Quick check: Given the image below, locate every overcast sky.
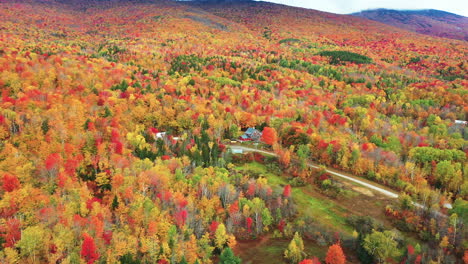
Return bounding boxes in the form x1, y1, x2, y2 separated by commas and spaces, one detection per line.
257, 0, 468, 17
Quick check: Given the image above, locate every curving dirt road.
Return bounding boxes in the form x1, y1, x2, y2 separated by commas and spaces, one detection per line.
229, 145, 398, 198
229, 145, 448, 218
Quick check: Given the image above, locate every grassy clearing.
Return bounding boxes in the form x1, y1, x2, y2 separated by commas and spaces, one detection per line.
235, 237, 327, 264
235, 161, 287, 185
293, 186, 353, 234
236, 162, 352, 234
341, 189, 360, 198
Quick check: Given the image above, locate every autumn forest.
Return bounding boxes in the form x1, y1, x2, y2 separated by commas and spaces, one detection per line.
0, 0, 467, 263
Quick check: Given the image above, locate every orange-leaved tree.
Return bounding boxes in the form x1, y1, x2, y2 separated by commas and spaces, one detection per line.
325, 243, 346, 264
261, 127, 277, 145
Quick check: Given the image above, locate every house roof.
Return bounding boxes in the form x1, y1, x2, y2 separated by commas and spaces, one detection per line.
245, 127, 256, 135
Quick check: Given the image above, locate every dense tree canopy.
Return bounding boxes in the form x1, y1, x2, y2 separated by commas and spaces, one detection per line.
0, 0, 466, 263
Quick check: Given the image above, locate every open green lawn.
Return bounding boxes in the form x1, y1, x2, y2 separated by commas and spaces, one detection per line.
292, 187, 353, 234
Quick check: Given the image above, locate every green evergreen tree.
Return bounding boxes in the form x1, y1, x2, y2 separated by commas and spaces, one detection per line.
119, 253, 141, 264
219, 247, 241, 264
111, 195, 119, 211
179, 256, 188, 264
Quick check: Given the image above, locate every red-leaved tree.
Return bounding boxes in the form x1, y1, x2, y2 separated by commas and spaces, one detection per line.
246, 217, 253, 233
45, 153, 61, 171
407, 244, 414, 256
283, 184, 291, 198
174, 209, 188, 228
1, 218, 21, 248
300, 258, 321, 264
210, 220, 219, 236
81, 233, 99, 264
2, 173, 20, 192
415, 255, 422, 264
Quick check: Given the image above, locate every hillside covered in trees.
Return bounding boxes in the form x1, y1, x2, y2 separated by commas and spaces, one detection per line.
0, 0, 467, 263
352, 9, 468, 41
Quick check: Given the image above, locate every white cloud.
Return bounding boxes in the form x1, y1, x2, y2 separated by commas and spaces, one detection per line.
257, 0, 468, 17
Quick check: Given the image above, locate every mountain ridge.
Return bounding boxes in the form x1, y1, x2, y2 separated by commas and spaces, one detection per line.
353, 8, 466, 18
352, 8, 468, 41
